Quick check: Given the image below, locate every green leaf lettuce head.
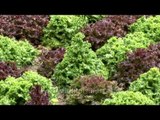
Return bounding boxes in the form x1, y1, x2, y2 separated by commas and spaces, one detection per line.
103, 91, 155, 105
0, 35, 39, 67
52, 32, 109, 89
129, 67, 160, 104
42, 15, 88, 48
0, 71, 58, 105
129, 15, 160, 42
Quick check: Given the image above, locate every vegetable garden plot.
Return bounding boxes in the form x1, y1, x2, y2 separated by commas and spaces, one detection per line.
0, 15, 159, 105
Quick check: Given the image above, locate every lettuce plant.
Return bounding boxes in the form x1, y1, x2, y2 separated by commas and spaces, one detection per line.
103, 91, 155, 105
52, 32, 108, 88
0, 62, 22, 80
37, 47, 66, 78
0, 15, 49, 45
0, 71, 58, 105
66, 75, 120, 105
129, 67, 160, 104
0, 35, 39, 67
42, 15, 88, 48
129, 15, 160, 41
25, 85, 51, 105
82, 15, 141, 50
112, 43, 160, 89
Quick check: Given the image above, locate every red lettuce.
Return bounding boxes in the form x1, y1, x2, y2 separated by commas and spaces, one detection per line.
37, 47, 66, 78
0, 15, 49, 46
0, 62, 22, 80
81, 15, 141, 50
112, 42, 160, 89
25, 85, 51, 105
